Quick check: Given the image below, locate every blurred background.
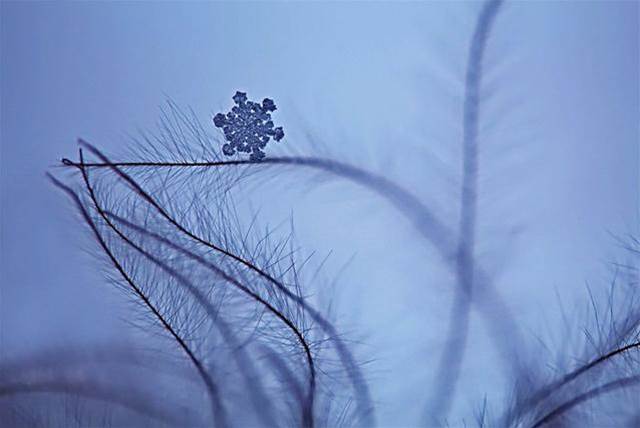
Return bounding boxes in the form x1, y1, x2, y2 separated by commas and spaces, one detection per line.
1, 1, 637, 425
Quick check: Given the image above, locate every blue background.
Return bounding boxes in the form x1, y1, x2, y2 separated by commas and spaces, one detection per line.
1, 1, 637, 424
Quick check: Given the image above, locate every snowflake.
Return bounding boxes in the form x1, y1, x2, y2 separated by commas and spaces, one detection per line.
213, 91, 285, 161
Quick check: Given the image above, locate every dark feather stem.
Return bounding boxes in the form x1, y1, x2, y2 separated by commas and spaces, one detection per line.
62, 143, 524, 379
104, 210, 316, 427
259, 344, 307, 425
557, 341, 640, 387
72, 152, 279, 427
513, 340, 640, 422
530, 375, 640, 428
46, 173, 229, 428
71, 141, 373, 425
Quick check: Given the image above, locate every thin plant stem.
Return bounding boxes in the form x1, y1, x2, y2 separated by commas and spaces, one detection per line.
531, 375, 640, 428
46, 174, 229, 428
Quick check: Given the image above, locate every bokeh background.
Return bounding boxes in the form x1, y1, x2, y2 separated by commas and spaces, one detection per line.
1, 1, 637, 425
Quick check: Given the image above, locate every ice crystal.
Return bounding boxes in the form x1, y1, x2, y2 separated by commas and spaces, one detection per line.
213, 91, 284, 161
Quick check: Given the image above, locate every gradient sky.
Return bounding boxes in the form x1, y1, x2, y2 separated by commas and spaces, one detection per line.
1, 1, 638, 425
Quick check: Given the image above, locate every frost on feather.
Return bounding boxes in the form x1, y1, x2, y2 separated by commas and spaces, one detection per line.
213, 91, 285, 161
